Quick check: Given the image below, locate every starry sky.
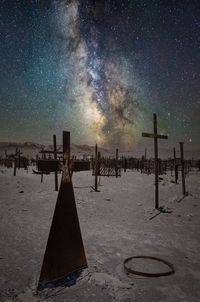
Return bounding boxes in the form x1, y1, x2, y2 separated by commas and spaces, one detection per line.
0, 0, 200, 149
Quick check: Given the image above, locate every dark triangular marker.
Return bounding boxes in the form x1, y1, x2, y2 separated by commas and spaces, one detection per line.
37, 131, 87, 290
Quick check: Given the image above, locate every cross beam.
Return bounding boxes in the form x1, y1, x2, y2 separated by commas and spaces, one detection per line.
39, 150, 63, 154
142, 113, 168, 209
179, 142, 187, 195
142, 133, 168, 139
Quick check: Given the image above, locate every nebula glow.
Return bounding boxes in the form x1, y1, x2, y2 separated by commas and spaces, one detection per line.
52, 0, 143, 147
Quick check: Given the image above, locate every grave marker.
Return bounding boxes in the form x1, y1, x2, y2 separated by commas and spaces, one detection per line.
173, 147, 178, 184
38, 131, 87, 290
179, 142, 187, 195
116, 149, 119, 178
38, 135, 63, 189
142, 113, 168, 209
94, 144, 99, 192
13, 148, 23, 176
144, 147, 147, 160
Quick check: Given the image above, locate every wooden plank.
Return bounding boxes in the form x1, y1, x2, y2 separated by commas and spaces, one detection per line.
157, 134, 168, 139
73, 161, 90, 172
142, 132, 154, 138
142, 132, 168, 139
37, 159, 60, 172
39, 150, 63, 154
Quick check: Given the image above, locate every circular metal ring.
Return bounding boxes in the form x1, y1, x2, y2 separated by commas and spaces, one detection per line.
124, 256, 175, 277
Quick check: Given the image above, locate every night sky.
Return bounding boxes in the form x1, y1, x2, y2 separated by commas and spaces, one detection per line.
1, 0, 200, 149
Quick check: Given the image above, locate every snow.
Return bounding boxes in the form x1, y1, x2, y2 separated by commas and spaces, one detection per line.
0, 166, 200, 301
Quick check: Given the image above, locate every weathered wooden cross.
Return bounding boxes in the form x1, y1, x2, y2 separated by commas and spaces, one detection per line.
142, 113, 168, 209
13, 148, 23, 176
173, 147, 178, 184
92, 144, 101, 192
179, 142, 187, 196
37, 131, 87, 290
38, 135, 63, 190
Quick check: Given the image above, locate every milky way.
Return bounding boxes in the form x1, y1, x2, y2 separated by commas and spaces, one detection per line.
52, 0, 143, 147
1, 0, 200, 148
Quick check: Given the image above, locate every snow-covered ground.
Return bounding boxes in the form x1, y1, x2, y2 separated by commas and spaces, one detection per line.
0, 166, 200, 301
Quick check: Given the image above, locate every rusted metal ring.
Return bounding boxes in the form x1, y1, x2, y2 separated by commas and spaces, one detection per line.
124, 256, 175, 277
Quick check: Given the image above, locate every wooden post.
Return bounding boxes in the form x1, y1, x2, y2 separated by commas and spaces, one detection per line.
142, 113, 168, 209
180, 142, 186, 195
41, 148, 45, 159
53, 134, 58, 191
144, 147, 147, 160
95, 144, 98, 192
63, 131, 70, 165
98, 151, 101, 183
124, 157, 127, 172
153, 113, 159, 209
174, 147, 178, 184
13, 158, 17, 176
18, 149, 21, 170
116, 148, 119, 178
13, 148, 18, 176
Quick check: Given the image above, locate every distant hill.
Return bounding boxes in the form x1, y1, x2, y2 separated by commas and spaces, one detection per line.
0, 142, 199, 159
0, 142, 112, 158
0, 142, 44, 158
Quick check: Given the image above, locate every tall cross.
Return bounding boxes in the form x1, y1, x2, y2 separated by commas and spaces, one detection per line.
179, 142, 187, 196
142, 113, 168, 209
13, 148, 23, 176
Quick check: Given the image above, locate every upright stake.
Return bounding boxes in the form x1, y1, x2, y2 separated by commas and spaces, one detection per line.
124, 157, 127, 173
144, 147, 147, 160
153, 114, 159, 209
174, 147, 178, 184
98, 151, 101, 183
13, 147, 18, 176
116, 148, 119, 178
14, 158, 17, 176
179, 142, 186, 195
63, 132, 70, 163
95, 144, 98, 192
18, 149, 21, 170
53, 134, 58, 191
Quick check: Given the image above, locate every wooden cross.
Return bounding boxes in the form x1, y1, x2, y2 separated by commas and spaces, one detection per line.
13, 148, 23, 176
38, 135, 63, 190
37, 137, 90, 189
116, 148, 119, 178
92, 144, 100, 192
142, 113, 168, 209
37, 131, 87, 290
179, 142, 187, 195
173, 147, 178, 184
94, 144, 98, 191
